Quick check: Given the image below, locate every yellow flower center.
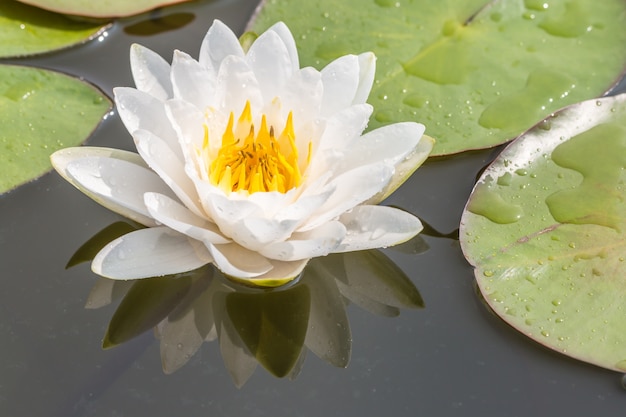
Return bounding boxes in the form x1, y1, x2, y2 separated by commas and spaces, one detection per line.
203, 101, 311, 194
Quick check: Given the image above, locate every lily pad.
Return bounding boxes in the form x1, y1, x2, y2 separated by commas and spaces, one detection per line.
249, 0, 626, 156
0, 0, 110, 58
460, 94, 626, 371
15, 0, 193, 18
0, 65, 111, 194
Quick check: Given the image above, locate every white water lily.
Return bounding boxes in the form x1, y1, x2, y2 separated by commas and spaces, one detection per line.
51, 20, 433, 286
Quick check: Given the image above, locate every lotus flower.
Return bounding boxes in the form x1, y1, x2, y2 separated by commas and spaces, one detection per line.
51, 20, 433, 286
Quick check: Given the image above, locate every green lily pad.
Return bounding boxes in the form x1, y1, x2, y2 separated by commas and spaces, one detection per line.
460, 94, 626, 371
0, 0, 110, 58
16, 0, 193, 18
0, 65, 111, 194
249, 0, 626, 156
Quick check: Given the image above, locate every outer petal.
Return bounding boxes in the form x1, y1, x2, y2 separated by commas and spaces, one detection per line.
300, 162, 393, 231
114, 87, 182, 160
353, 52, 376, 105
133, 129, 204, 216
335, 122, 425, 176
334, 205, 423, 252
320, 54, 360, 116
260, 221, 346, 261
207, 243, 273, 278
171, 50, 217, 110
366, 134, 435, 205
130, 43, 173, 100
199, 19, 244, 71
92, 227, 211, 279
144, 192, 229, 244
59, 152, 178, 226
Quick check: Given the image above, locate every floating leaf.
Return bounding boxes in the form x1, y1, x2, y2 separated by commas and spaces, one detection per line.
0, 0, 110, 58
249, 0, 626, 156
460, 94, 626, 371
15, 0, 193, 18
0, 65, 111, 194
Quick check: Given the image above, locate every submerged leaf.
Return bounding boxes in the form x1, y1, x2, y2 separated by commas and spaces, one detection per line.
0, 0, 110, 58
460, 94, 626, 371
249, 0, 626, 156
0, 65, 111, 194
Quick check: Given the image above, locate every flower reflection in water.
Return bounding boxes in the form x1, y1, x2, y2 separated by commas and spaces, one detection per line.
77, 222, 424, 387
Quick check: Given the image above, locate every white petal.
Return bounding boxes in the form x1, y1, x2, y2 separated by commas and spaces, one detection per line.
171, 50, 216, 110
64, 155, 178, 226
228, 217, 299, 251
260, 221, 346, 261
334, 205, 423, 252
199, 19, 244, 71
279, 67, 323, 127
207, 243, 273, 278
199, 190, 261, 236
92, 227, 211, 279
366, 134, 435, 205
246, 29, 293, 101
316, 103, 372, 154
301, 162, 393, 231
239, 259, 309, 285
335, 122, 425, 175
214, 55, 263, 114
164, 99, 205, 152
320, 54, 360, 116
144, 192, 229, 244
265, 22, 299, 74
130, 43, 173, 100
353, 52, 376, 104
133, 129, 204, 216
114, 87, 181, 159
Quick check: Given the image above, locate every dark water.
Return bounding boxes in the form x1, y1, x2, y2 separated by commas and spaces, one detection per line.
1, 0, 626, 416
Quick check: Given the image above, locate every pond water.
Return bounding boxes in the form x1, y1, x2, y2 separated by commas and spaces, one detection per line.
1, 0, 626, 416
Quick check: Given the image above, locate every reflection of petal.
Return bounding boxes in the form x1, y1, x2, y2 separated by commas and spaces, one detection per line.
157, 272, 214, 374
224, 284, 310, 378
85, 278, 134, 309
103, 272, 196, 348
212, 288, 258, 388
323, 250, 424, 315
302, 260, 351, 368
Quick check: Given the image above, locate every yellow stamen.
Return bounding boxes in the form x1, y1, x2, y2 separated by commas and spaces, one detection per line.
207, 101, 309, 194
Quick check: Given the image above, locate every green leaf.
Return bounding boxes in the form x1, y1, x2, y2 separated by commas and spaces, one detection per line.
225, 284, 310, 378
460, 94, 626, 371
248, 0, 626, 156
15, 0, 193, 18
0, 65, 111, 194
0, 0, 110, 58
